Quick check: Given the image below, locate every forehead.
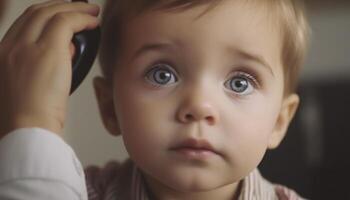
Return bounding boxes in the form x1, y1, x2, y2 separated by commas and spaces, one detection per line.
118, 0, 283, 73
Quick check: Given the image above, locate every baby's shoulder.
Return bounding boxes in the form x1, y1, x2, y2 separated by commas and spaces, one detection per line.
252, 170, 307, 200
84, 160, 133, 200
274, 184, 308, 200
84, 160, 121, 184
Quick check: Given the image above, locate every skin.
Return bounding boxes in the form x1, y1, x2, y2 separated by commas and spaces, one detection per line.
94, 0, 300, 200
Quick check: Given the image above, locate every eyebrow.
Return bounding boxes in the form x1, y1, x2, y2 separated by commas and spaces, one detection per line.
230, 48, 275, 77
131, 42, 176, 61
131, 42, 275, 77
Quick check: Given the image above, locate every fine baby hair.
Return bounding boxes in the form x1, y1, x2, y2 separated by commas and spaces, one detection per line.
98, 0, 310, 94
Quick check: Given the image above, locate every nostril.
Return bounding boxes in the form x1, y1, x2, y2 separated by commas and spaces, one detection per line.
185, 114, 194, 121
205, 116, 215, 125
184, 114, 215, 124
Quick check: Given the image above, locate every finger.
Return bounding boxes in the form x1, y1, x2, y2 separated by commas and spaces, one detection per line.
69, 42, 75, 58
1, 0, 65, 43
38, 11, 99, 51
19, 1, 99, 43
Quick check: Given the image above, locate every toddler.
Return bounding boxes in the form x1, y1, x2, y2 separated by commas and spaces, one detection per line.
0, 0, 310, 199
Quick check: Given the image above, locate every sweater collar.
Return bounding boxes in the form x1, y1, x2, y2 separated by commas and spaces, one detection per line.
130, 165, 276, 200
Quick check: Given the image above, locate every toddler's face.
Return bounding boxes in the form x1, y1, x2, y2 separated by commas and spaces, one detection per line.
97, 0, 299, 195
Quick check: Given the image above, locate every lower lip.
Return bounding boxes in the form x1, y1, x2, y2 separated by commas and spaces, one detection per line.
172, 148, 218, 160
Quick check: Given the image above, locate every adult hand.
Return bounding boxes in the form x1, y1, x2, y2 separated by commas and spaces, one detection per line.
0, 0, 100, 137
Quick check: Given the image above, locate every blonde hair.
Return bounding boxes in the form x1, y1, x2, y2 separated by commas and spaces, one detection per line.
98, 0, 311, 94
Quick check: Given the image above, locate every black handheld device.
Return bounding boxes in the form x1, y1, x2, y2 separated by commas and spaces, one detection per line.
70, 0, 100, 94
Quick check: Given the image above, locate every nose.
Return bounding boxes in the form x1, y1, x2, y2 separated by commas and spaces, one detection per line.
176, 90, 219, 125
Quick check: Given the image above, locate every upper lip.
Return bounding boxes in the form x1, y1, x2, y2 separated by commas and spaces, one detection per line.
170, 138, 220, 155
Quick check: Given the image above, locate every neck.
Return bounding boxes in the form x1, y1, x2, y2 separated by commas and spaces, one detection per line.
144, 176, 242, 200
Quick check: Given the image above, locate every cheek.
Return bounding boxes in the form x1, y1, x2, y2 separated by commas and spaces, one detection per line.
113, 87, 176, 163
222, 96, 280, 170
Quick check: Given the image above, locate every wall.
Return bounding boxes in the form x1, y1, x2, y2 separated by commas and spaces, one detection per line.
302, 4, 350, 81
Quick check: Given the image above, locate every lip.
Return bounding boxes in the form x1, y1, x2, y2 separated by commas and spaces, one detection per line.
170, 138, 221, 159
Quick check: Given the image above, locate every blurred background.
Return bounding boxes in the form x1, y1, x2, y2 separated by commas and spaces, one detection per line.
0, 1, 349, 199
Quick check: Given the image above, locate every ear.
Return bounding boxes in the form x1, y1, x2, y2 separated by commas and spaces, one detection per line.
93, 76, 121, 136
268, 93, 300, 149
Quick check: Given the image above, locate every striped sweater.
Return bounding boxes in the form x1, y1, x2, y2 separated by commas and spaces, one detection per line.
85, 160, 306, 200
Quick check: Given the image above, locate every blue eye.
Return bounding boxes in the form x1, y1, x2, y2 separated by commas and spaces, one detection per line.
145, 64, 178, 86
224, 72, 257, 95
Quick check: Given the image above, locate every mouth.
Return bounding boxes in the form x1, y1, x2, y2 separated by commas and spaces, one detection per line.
169, 138, 221, 159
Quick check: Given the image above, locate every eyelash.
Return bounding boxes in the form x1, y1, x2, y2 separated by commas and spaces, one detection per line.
144, 61, 178, 86
144, 61, 262, 90
229, 71, 261, 89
